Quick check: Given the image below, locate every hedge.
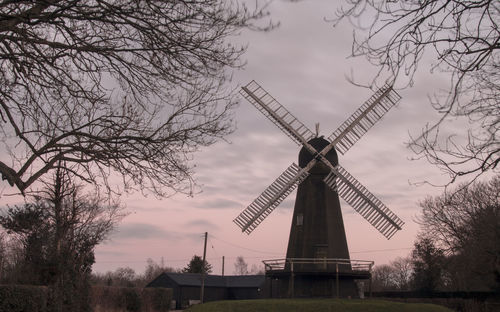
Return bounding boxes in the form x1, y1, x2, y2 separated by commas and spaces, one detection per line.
91, 286, 173, 312
0, 285, 172, 312
0, 285, 48, 312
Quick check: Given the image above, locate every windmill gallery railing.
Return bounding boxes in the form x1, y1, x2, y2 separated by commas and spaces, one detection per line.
262, 258, 374, 298
263, 258, 374, 273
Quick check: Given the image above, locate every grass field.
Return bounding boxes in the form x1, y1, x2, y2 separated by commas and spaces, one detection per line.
184, 298, 453, 312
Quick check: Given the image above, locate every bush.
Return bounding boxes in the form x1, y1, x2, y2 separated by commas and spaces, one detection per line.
142, 287, 172, 312
91, 286, 172, 312
0, 284, 171, 312
0, 285, 48, 312
124, 288, 141, 312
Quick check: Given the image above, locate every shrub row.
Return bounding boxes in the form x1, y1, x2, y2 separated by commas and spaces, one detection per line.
0, 285, 172, 312
91, 286, 172, 312
0, 285, 48, 312
370, 291, 500, 312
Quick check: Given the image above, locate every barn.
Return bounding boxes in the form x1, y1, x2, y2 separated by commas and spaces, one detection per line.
146, 272, 265, 309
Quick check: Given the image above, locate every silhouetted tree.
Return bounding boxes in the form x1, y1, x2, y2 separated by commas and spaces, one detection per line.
0, 203, 52, 285
411, 236, 445, 293
234, 256, 248, 275
418, 175, 500, 291
0, 0, 273, 196
0, 169, 124, 312
334, 0, 499, 183
182, 255, 212, 274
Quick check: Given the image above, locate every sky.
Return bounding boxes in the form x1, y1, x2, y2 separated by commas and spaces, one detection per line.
0, 0, 463, 276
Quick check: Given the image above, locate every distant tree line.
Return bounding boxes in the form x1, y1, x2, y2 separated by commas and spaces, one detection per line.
91, 258, 179, 288
371, 175, 500, 293
91, 255, 213, 288
233, 256, 264, 275
90, 255, 265, 289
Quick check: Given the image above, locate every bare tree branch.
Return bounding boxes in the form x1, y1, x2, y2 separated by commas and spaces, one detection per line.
0, 0, 274, 196
333, 0, 499, 184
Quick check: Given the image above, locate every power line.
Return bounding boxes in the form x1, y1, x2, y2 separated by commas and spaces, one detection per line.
209, 234, 282, 256
350, 247, 412, 254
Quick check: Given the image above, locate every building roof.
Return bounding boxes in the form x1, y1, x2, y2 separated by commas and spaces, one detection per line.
225, 275, 266, 288
147, 272, 265, 288
165, 272, 226, 287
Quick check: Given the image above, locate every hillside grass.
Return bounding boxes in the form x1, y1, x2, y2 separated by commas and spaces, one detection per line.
184, 298, 453, 312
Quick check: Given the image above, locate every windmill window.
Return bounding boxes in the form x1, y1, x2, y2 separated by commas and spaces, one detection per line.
296, 213, 303, 226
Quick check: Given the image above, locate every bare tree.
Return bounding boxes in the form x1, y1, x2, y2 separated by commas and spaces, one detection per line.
369, 256, 413, 291
0, 233, 24, 284
142, 257, 176, 283
0, 231, 5, 281
249, 263, 265, 275
233, 255, 248, 275
417, 175, 500, 290
0, 1, 272, 196
390, 256, 413, 291
371, 264, 397, 291
334, 0, 499, 184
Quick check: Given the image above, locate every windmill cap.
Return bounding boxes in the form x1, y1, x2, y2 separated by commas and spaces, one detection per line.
299, 137, 338, 172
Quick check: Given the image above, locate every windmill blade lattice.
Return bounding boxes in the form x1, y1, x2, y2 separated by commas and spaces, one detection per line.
240, 80, 315, 146
328, 84, 401, 155
233, 163, 309, 234
323, 165, 404, 239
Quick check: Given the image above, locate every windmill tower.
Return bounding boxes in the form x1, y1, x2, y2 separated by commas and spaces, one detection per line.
233, 80, 405, 298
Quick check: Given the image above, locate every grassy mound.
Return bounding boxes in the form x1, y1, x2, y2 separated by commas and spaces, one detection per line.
184, 298, 453, 312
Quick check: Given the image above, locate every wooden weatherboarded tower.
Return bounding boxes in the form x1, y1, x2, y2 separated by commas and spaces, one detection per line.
233, 80, 405, 298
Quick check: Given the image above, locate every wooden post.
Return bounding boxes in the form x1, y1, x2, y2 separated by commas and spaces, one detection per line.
369, 269, 373, 298
289, 261, 294, 298
222, 256, 225, 277
336, 262, 339, 298
200, 232, 207, 303
269, 276, 272, 298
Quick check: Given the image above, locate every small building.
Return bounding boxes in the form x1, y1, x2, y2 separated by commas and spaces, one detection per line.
146, 272, 265, 309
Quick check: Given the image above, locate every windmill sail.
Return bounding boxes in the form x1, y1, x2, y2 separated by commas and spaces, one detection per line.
234, 163, 309, 234
328, 84, 401, 155
323, 165, 404, 239
240, 80, 315, 146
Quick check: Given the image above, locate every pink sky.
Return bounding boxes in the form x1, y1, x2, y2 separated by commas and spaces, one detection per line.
0, 1, 465, 276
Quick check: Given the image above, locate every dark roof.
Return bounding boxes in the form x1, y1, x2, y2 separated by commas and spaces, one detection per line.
147, 272, 265, 288
225, 275, 265, 288
163, 272, 226, 287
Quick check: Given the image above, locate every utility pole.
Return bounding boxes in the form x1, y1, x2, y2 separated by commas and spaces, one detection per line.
200, 232, 208, 303
222, 256, 225, 277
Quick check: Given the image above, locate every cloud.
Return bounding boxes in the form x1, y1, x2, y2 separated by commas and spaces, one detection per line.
112, 222, 176, 240
193, 198, 241, 210
94, 250, 128, 257
184, 219, 220, 231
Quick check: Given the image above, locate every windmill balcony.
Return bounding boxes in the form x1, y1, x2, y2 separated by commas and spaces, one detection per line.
262, 258, 373, 277
262, 258, 374, 298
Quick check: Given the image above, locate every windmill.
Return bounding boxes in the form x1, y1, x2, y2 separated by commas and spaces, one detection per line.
233, 80, 405, 298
